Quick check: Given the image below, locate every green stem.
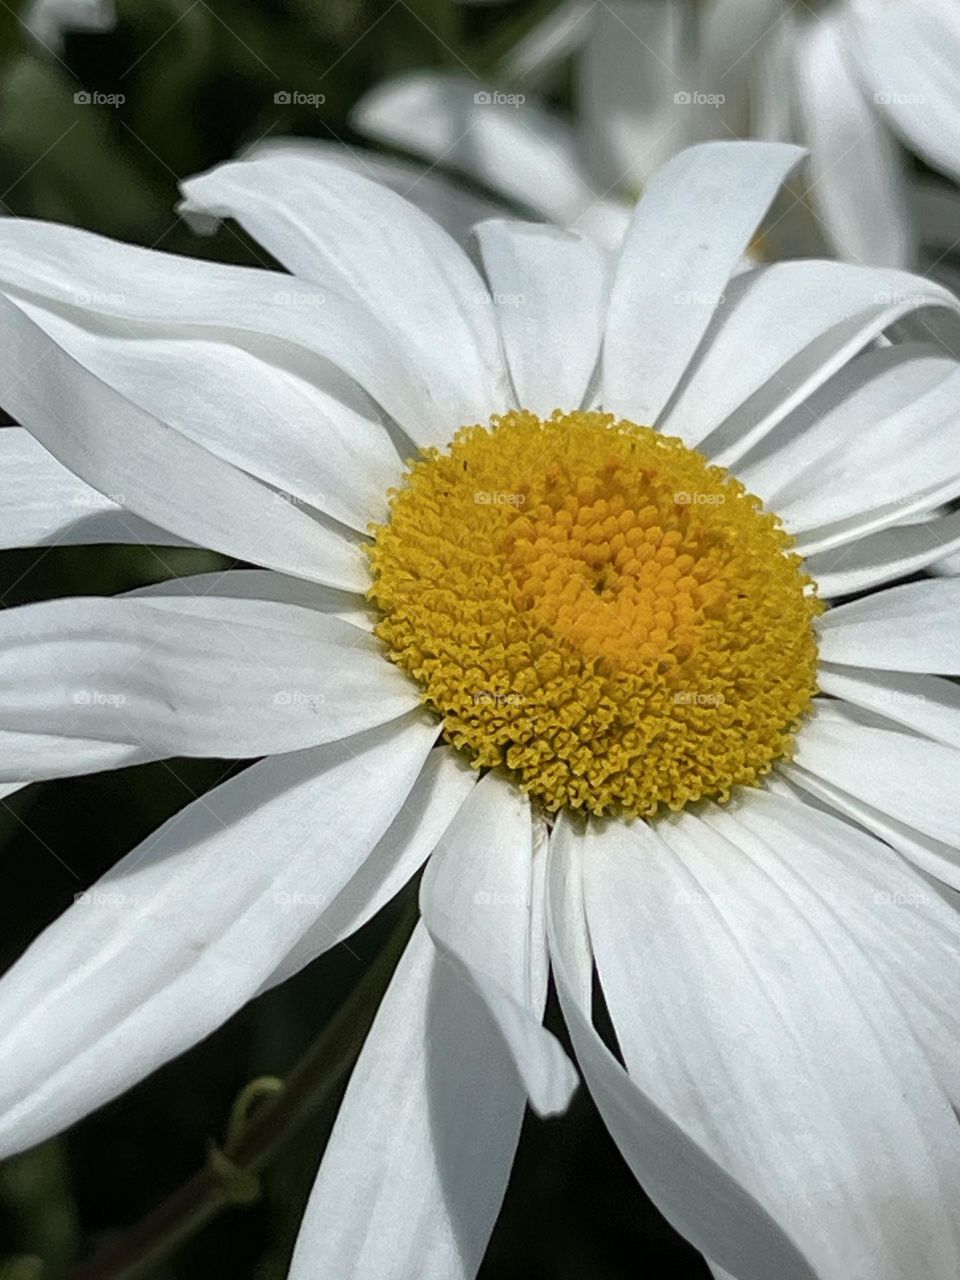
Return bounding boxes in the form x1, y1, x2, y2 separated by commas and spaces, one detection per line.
67, 904, 417, 1280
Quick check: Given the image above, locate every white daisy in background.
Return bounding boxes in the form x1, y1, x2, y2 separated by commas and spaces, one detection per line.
24, 0, 115, 52
1, 141, 960, 1278
353, 0, 960, 271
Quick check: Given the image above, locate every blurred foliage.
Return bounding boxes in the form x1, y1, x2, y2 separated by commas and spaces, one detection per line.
0, 1, 708, 1277
0, 0, 558, 257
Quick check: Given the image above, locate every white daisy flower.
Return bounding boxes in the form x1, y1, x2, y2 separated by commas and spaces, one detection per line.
25, 0, 115, 52
353, 0, 960, 269
2, 141, 960, 1278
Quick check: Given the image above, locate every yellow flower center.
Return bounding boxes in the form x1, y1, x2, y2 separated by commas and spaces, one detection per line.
367, 410, 821, 818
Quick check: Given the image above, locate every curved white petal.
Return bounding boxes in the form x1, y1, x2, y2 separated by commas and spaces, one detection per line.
263, 746, 477, 992
577, 0, 693, 193
0, 294, 366, 589
602, 141, 806, 424
0, 715, 438, 1156
580, 805, 960, 1279
351, 71, 600, 227
701, 791, 960, 1116
737, 346, 960, 532
0, 219, 443, 446
180, 154, 508, 442
0, 730, 150, 784
242, 136, 509, 245
0, 596, 418, 771
289, 923, 526, 1280
783, 764, 960, 895
817, 578, 960, 673
794, 703, 960, 847
474, 220, 609, 416
819, 664, 960, 749
419, 771, 577, 1117
128, 568, 376, 631
0, 428, 186, 549
662, 261, 959, 458
545, 817, 819, 1280
15, 300, 403, 534
848, 0, 960, 186
795, 12, 913, 267
501, 0, 595, 89
807, 509, 960, 597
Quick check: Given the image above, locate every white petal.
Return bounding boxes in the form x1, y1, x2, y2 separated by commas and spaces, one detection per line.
545, 817, 820, 1280
0, 715, 437, 1156
16, 300, 403, 534
848, 0, 960, 186
0, 218, 442, 447
0, 427, 185, 549
581, 805, 960, 1279
0, 730, 149, 784
501, 0, 595, 89
577, 0, 692, 193
419, 771, 577, 1117
128, 568, 376, 631
817, 578, 960, 673
662, 260, 959, 457
242, 136, 508, 245
737, 346, 960, 532
474, 220, 609, 416
290, 923, 525, 1280
0, 295, 366, 590
602, 141, 806, 424
701, 791, 960, 1118
783, 763, 960, 894
795, 12, 913, 267
0, 595, 418, 772
351, 71, 600, 226
263, 746, 477, 992
794, 703, 960, 847
807, 509, 960, 597
180, 154, 508, 441
819, 664, 960, 749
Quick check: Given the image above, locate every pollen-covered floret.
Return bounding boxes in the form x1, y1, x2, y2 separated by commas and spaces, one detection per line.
367, 410, 821, 818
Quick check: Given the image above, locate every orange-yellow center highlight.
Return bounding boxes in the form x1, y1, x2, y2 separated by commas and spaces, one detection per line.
367, 410, 821, 818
